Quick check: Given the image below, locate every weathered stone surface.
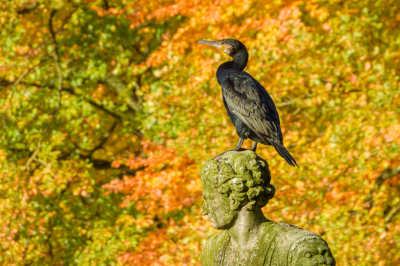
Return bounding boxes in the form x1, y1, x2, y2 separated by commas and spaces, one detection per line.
200, 150, 335, 266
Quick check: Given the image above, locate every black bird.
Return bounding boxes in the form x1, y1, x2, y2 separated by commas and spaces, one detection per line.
199, 39, 298, 167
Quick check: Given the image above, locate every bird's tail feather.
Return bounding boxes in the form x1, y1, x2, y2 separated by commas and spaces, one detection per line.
272, 143, 299, 168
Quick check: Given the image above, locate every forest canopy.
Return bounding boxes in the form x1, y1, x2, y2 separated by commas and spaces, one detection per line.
1, 0, 400, 265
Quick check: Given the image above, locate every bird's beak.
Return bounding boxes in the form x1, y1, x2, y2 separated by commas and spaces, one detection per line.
199, 39, 228, 54
198, 39, 223, 49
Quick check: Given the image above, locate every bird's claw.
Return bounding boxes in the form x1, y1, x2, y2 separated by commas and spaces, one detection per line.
213, 148, 249, 159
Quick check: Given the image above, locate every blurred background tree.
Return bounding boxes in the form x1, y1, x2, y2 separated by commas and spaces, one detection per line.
1, 0, 399, 265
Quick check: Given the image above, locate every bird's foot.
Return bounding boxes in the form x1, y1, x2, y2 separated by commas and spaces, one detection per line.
213, 147, 249, 159
251, 142, 258, 152
213, 138, 247, 159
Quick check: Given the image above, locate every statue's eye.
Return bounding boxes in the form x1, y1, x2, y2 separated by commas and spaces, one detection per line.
305, 253, 312, 258
221, 42, 224, 44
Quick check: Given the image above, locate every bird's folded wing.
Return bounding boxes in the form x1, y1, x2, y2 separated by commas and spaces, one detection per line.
222, 73, 280, 142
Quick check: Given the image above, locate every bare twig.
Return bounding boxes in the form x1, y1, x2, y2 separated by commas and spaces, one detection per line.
384, 202, 400, 224
6, 68, 29, 107
13, 69, 29, 87
25, 130, 47, 173
276, 99, 294, 107
33, 158, 48, 167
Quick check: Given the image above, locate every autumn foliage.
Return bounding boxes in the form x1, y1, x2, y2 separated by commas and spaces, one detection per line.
1, 0, 400, 265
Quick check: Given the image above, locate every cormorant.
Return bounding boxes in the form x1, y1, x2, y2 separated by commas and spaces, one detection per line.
199, 39, 298, 167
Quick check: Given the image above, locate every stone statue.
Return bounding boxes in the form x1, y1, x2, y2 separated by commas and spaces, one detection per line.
200, 150, 336, 266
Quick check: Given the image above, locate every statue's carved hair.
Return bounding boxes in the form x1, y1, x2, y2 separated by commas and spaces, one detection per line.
200, 151, 275, 210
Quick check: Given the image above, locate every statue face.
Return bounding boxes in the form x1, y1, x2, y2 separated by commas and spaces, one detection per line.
202, 186, 237, 230
289, 238, 336, 266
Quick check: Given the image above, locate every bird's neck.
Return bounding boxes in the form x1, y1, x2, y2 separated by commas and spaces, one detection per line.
232, 49, 248, 70
216, 49, 248, 81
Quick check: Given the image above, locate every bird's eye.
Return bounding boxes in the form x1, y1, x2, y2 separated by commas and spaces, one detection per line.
221, 42, 224, 44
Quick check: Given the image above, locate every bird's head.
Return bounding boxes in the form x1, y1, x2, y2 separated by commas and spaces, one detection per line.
198, 39, 246, 57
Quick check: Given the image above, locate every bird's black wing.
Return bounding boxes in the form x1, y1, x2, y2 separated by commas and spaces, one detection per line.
222, 72, 280, 143
222, 71, 297, 167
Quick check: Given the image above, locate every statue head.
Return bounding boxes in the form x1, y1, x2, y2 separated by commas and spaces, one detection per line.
200, 150, 275, 229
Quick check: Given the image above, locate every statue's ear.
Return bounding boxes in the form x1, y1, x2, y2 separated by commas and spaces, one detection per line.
229, 195, 240, 211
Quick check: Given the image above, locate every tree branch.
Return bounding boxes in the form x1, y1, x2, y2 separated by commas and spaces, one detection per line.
32, 82, 123, 122
44, 180, 71, 260
5, 68, 29, 107
26, 10, 63, 173
384, 202, 400, 224
88, 121, 119, 157
25, 131, 47, 173
85, 158, 141, 175
103, 0, 110, 10
13, 69, 29, 87
16, 0, 38, 14
1, 78, 144, 126
84, 96, 122, 122
365, 165, 400, 210
71, 120, 119, 157
1, 79, 130, 128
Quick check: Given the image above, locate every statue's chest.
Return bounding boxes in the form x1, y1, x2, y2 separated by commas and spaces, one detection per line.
221, 241, 262, 266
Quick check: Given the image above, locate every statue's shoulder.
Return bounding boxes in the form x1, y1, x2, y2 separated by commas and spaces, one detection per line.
200, 230, 229, 266
271, 221, 319, 237
261, 222, 336, 265
204, 230, 229, 248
